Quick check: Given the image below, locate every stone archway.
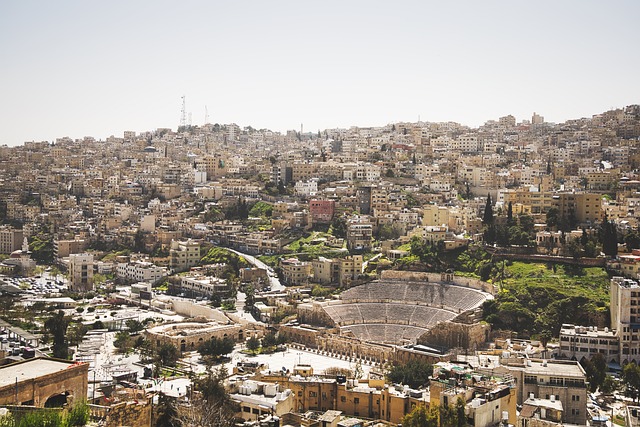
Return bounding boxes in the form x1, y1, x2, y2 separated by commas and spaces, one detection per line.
44, 392, 69, 408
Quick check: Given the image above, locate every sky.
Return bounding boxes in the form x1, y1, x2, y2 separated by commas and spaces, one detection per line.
1, 1, 639, 146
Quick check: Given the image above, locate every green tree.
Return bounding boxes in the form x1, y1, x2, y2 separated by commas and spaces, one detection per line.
134, 229, 145, 253
482, 194, 494, 225
29, 233, 54, 264
66, 322, 88, 347
623, 362, 640, 402
506, 201, 514, 226
114, 331, 134, 354
387, 359, 433, 389
546, 207, 559, 229
261, 332, 278, 349
126, 319, 145, 334
518, 214, 534, 234
153, 392, 180, 427
601, 375, 617, 395
246, 336, 260, 353
582, 353, 607, 392
44, 310, 70, 359
331, 215, 348, 239
155, 343, 180, 369
402, 404, 438, 427
625, 230, 640, 251
198, 336, 235, 361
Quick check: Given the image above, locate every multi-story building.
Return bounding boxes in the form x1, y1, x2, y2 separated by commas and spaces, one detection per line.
53, 238, 87, 259
506, 359, 587, 425
558, 324, 619, 363
309, 200, 335, 224
346, 221, 373, 252
116, 260, 166, 285
169, 239, 201, 272
280, 258, 312, 285
611, 276, 640, 364
68, 253, 94, 293
0, 227, 23, 254
553, 192, 604, 226
337, 255, 363, 287
173, 274, 229, 298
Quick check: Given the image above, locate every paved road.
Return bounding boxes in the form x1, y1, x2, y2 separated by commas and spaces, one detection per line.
226, 248, 284, 291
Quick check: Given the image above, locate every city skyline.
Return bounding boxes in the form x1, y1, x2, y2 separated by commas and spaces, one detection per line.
1, 0, 639, 146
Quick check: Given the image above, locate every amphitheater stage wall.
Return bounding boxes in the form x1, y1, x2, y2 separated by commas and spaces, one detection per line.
316, 334, 395, 365
380, 270, 496, 295
417, 321, 490, 351
297, 302, 337, 328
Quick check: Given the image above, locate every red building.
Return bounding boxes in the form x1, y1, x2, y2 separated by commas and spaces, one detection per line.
309, 200, 335, 224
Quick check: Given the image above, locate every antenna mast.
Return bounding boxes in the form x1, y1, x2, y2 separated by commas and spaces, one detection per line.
180, 95, 187, 128
205, 106, 209, 124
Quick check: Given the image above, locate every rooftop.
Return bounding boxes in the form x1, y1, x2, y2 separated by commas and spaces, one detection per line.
0, 358, 86, 388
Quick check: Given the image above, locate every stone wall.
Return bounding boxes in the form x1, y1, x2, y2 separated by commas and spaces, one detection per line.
380, 270, 496, 295
104, 401, 151, 427
417, 321, 490, 351
169, 297, 230, 323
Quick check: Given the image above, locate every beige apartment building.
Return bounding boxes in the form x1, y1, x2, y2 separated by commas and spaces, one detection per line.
68, 253, 94, 293
53, 238, 87, 259
169, 239, 201, 272
280, 258, 312, 285
0, 227, 23, 254
506, 359, 587, 425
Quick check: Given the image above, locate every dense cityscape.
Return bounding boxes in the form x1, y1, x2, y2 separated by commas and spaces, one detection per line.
0, 105, 639, 426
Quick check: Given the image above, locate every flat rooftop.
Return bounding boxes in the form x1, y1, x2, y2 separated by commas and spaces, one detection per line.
0, 358, 83, 388
512, 360, 585, 378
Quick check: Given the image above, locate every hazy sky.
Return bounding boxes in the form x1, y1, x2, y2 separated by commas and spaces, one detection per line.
1, 1, 639, 146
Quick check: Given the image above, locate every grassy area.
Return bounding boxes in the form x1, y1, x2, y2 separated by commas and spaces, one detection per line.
286, 231, 333, 252
484, 261, 610, 338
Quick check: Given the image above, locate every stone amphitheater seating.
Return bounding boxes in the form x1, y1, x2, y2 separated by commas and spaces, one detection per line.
323, 302, 457, 329
342, 324, 429, 344
340, 280, 486, 312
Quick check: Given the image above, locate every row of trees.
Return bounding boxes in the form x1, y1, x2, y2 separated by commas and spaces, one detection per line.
402, 400, 467, 427
482, 195, 627, 258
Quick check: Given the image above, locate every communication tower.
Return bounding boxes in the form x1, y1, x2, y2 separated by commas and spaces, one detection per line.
180, 95, 187, 128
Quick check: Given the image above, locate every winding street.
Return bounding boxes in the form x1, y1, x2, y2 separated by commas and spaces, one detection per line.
225, 248, 284, 292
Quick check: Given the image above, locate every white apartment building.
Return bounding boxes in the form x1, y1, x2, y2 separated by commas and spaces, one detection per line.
294, 180, 318, 197
178, 275, 229, 297
117, 261, 166, 285
611, 276, 640, 365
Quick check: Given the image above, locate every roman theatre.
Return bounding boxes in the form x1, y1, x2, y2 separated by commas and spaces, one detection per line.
301, 271, 495, 349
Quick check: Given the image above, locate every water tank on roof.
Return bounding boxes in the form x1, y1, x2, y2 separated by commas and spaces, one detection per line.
264, 383, 277, 397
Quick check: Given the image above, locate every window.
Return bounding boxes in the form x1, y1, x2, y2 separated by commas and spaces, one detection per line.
243, 407, 250, 413
309, 391, 316, 397
341, 396, 346, 403
354, 398, 360, 404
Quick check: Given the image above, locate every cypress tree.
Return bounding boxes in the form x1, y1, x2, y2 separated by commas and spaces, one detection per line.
483, 194, 494, 225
